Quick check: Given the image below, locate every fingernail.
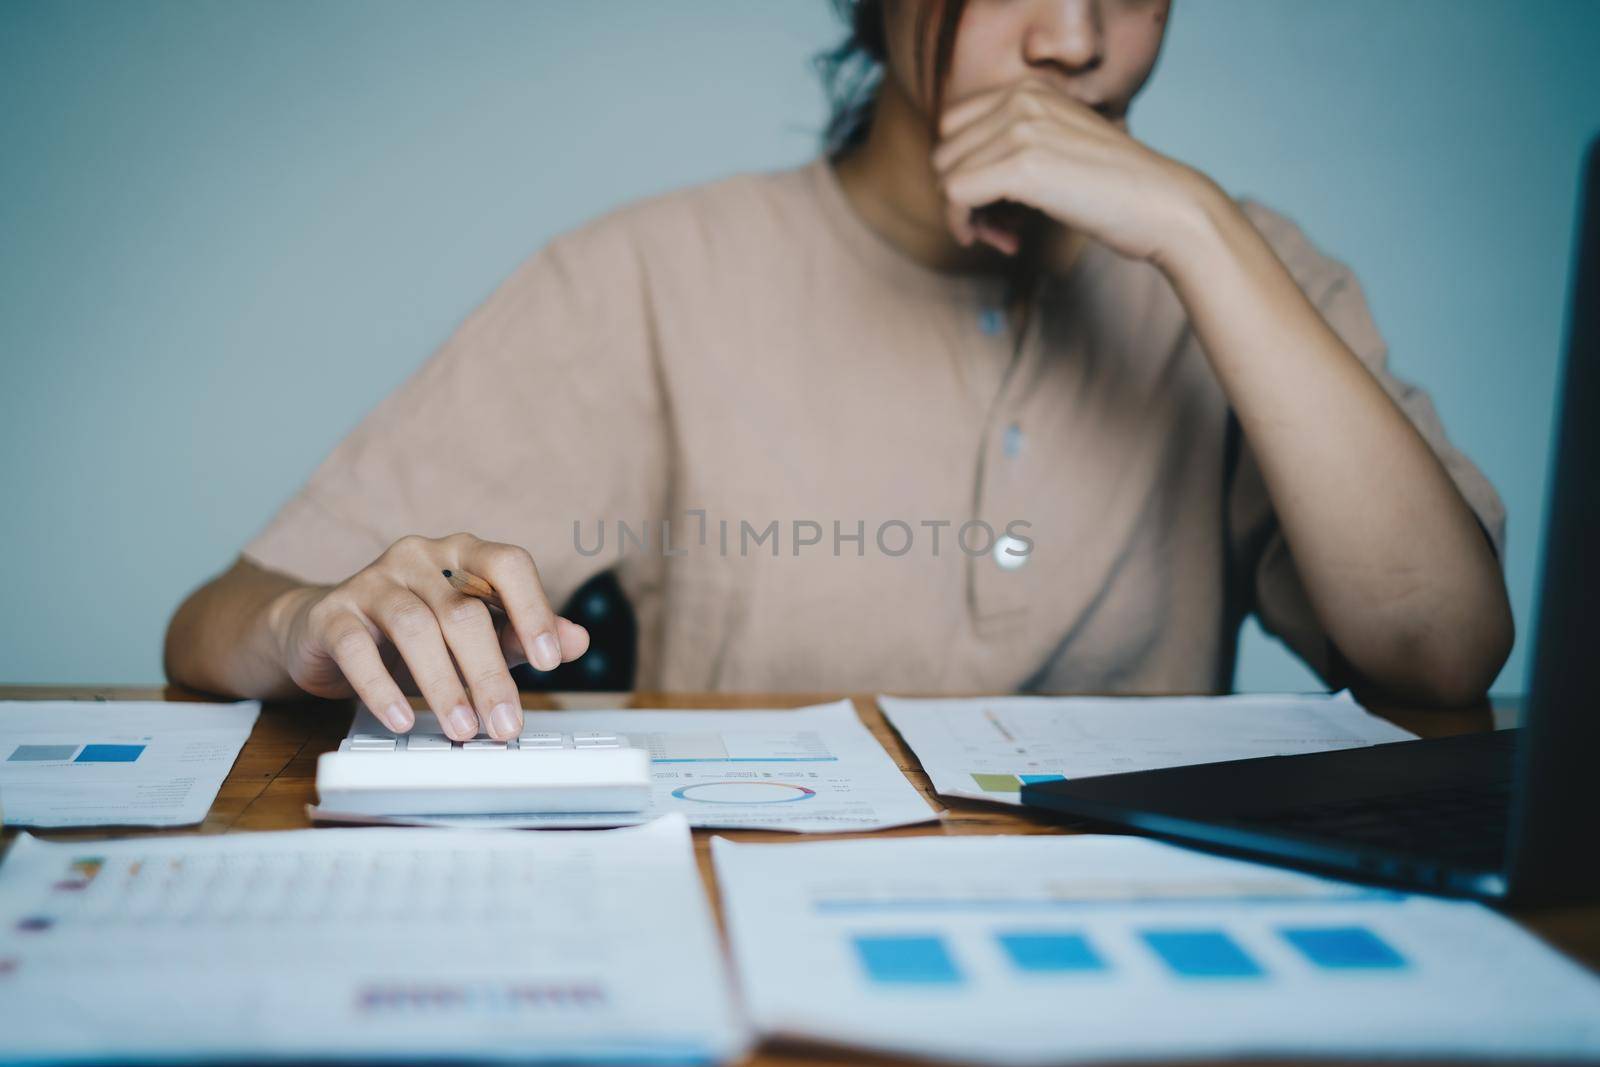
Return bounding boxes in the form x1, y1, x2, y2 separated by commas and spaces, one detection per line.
505, 638, 529, 668
533, 632, 562, 671
491, 702, 522, 739
386, 702, 414, 732
446, 703, 478, 739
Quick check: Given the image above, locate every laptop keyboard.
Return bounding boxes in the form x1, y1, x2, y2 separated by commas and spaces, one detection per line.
1247, 780, 1511, 868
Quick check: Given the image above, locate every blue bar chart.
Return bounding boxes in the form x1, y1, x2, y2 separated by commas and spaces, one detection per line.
850, 923, 1406, 988
716, 833, 1600, 1064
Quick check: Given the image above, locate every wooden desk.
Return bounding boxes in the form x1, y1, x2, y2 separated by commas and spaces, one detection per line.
4, 686, 1597, 1067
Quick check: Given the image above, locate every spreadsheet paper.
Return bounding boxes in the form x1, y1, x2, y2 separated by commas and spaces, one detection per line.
0, 815, 745, 1064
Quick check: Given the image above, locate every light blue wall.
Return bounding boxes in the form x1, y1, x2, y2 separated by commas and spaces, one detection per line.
2, 1, 1596, 692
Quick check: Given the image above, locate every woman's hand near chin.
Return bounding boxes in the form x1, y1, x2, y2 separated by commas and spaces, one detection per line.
930, 77, 1512, 707
930, 76, 1226, 272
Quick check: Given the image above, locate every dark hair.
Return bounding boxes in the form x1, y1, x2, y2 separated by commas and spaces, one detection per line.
817, 0, 970, 158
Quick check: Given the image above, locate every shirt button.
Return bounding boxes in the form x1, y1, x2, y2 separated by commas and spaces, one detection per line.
993, 534, 1029, 571
978, 307, 1006, 336
1002, 423, 1024, 458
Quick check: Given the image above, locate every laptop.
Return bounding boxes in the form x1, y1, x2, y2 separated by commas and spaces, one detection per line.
1022, 136, 1600, 906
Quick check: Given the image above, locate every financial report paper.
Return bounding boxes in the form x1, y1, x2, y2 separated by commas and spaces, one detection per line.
0, 700, 259, 828
713, 833, 1600, 1065
310, 699, 937, 832
878, 690, 1415, 805
0, 815, 746, 1065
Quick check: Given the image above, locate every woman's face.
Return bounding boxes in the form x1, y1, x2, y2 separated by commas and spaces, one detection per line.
883, 0, 1172, 125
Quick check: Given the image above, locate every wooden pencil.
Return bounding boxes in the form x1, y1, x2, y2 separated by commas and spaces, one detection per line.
441, 568, 505, 613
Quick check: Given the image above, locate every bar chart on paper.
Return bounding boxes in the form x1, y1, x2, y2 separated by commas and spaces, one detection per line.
8, 743, 149, 763
846, 923, 1402, 986
714, 833, 1600, 1066
0, 701, 260, 827
877, 691, 1416, 805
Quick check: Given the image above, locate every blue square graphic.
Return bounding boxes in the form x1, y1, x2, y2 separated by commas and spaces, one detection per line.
74, 744, 146, 763
1281, 926, 1407, 970
8, 744, 80, 762
997, 932, 1106, 973
1018, 774, 1066, 784
1142, 929, 1264, 978
852, 935, 964, 985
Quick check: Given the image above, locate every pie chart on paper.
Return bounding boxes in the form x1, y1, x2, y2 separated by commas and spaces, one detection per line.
670, 781, 818, 804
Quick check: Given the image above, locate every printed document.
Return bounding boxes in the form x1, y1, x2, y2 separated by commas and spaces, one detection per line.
0, 815, 746, 1065
714, 833, 1600, 1065
879, 690, 1415, 805
311, 699, 936, 832
0, 700, 259, 828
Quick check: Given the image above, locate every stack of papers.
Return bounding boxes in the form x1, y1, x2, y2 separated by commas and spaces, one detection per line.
311, 699, 937, 833
0, 700, 259, 828
714, 833, 1600, 1064
878, 690, 1415, 804
0, 815, 746, 1064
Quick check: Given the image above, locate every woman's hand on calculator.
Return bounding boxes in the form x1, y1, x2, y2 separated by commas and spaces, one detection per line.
272, 534, 589, 742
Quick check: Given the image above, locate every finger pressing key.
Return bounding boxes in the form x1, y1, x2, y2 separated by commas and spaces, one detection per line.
321, 614, 415, 734
461, 543, 581, 673
417, 578, 523, 741
373, 590, 480, 741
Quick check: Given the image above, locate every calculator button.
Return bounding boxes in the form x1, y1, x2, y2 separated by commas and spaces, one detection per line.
348, 738, 397, 751
404, 736, 452, 752
463, 740, 508, 750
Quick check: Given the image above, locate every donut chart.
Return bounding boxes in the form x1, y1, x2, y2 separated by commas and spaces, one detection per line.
671, 781, 818, 804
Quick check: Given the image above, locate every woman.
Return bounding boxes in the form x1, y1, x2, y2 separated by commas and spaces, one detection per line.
166, 0, 1512, 742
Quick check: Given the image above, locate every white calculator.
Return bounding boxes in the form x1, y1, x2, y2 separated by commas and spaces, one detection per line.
315, 705, 652, 817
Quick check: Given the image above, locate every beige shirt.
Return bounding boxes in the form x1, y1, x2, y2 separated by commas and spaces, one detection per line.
245, 159, 1505, 693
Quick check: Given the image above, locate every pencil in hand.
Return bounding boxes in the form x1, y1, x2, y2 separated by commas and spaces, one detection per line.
442, 568, 505, 614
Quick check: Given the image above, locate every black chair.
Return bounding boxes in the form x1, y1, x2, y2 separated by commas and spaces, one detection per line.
512, 570, 636, 691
